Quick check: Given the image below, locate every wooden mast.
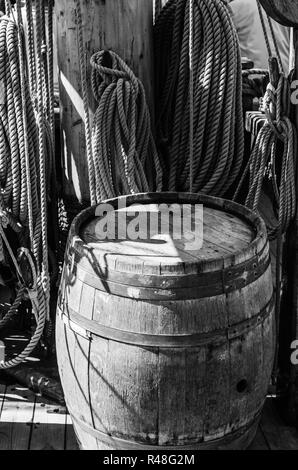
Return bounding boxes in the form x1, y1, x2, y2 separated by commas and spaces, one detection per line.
259, 0, 298, 422
55, 0, 155, 205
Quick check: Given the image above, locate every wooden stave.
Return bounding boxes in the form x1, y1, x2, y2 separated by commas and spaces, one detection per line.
56, 267, 275, 447
58, 257, 274, 338
62, 247, 271, 301
70, 412, 261, 450
57, 294, 274, 348
56, 300, 275, 448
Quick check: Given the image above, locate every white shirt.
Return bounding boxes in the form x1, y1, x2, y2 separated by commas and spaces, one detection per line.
229, 0, 291, 73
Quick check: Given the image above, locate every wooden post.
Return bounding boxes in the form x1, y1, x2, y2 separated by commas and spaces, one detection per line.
55, 0, 155, 205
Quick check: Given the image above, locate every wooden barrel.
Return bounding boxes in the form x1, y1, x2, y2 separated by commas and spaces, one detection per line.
56, 193, 275, 450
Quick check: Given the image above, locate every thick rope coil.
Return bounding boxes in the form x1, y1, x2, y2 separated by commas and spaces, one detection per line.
75, 0, 163, 203
35, 0, 50, 319
25, 0, 36, 99
0, 14, 40, 232
0, 285, 25, 329
154, 0, 244, 196
89, 50, 163, 201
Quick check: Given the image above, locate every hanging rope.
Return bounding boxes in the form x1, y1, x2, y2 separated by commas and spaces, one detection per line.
0, 0, 54, 368
25, 0, 36, 99
89, 50, 163, 201
235, 75, 296, 240
35, 0, 50, 317
75, 0, 96, 205
154, 0, 244, 196
75, 0, 163, 203
257, 0, 284, 74
233, 73, 296, 381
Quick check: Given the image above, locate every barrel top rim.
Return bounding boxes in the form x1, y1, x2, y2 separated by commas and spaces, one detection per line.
68, 192, 268, 273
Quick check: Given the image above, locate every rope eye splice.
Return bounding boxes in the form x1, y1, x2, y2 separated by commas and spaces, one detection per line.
0, 0, 55, 369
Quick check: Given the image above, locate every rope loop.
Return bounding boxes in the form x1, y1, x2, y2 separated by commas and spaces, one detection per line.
90, 50, 139, 96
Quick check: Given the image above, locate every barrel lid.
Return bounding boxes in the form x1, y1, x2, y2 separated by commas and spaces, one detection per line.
69, 193, 267, 275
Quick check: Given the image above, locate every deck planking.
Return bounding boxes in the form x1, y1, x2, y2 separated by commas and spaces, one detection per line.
0, 381, 78, 450
0, 379, 297, 450
0, 385, 34, 450
29, 395, 66, 450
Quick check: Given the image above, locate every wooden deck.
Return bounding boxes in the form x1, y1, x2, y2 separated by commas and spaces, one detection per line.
0, 376, 297, 450
0, 380, 78, 450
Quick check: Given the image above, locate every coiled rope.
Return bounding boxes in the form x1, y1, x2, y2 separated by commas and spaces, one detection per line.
154, 0, 244, 196
0, 0, 54, 369
234, 73, 296, 380
234, 75, 296, 241
75, 0, 96, 205
90, 51, 163, 200
75, 2, 163, 203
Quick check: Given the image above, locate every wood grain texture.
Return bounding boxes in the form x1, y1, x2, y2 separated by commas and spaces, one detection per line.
57, 194, 275, 450
259, 0, 298, 27
70, 193, 266, 275
56, 0, 154, 203
81, 205, 253, 261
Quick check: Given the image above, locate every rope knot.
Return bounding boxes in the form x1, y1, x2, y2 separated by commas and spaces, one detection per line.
90, 50, 139, 99
263, 83, 277, 120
